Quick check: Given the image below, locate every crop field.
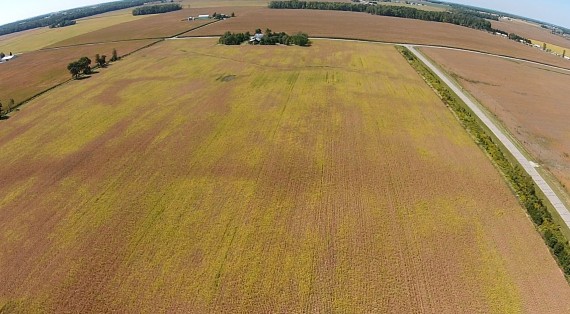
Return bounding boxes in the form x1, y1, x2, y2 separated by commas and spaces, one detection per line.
491, 19, 570, 51
0, 40, 158, 106
0, 10, 146, 53
380, 2, 447, 12
1, 38, 569, 312
185, 7, 570, 69
530, 39, 568, 56
180, 0, 271, 7
421, 47, 570, 202
45, 9, 215, 48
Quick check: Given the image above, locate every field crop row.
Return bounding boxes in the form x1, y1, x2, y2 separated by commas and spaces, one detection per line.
1, 39, 569, 312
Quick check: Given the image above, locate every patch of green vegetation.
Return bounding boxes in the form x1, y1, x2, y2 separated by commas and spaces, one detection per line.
397, 45, 570, 282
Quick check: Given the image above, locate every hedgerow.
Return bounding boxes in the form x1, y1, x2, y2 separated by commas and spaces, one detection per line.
397, 45, 570, 280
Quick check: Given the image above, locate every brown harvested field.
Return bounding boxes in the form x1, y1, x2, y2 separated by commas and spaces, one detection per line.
491, 19, 570, 50
180, 0, 270, 6
45, 9, 214, 48
179, 0, 354, 7
0, 9, 147, 53
422, 47, 570, 203
1, 38, 570, 312
0, 40, 157, 105
186, 7, 570, 69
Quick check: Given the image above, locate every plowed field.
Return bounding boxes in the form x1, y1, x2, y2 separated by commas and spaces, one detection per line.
0, 9, 146, 53
185, 7, 570, 69
1, 39, 569, 312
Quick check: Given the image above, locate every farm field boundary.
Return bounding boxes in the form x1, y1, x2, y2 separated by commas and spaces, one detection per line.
309, 37, 570, 72
417, 47, 570, 224
42, 20, 221, 51
177, 34, 570, 71
3, 39, 570, 311
399, 45, 570, 280
3, 39, 163, 116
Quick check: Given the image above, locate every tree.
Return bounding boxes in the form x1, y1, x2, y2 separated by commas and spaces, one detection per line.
110, 49, 118, 62
288, 32, 310, 46
8, 99, 14, 112
543, 42, 547, 50
100, 55, 107, 67
0, 52, 4, 59
231, 12, 235, 17
95, 54, 107, 67
67, 61, 81, 79
78, 56, 92, 74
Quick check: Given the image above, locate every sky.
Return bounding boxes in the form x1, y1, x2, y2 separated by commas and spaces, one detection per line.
0, 0, 568, 28
449, 0, 570, 28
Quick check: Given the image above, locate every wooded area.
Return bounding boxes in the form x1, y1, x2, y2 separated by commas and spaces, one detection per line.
268, 1, 493, 30
132, 4, 182, 16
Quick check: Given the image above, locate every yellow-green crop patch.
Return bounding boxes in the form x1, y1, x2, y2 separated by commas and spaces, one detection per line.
0, 38, 569, 312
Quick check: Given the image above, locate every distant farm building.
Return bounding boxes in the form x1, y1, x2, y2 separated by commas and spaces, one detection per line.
250, 33, 264, 44
188, 14, 210, 21
0, 55, 16, 63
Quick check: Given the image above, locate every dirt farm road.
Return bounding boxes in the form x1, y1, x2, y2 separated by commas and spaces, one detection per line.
405, 44, 570, 230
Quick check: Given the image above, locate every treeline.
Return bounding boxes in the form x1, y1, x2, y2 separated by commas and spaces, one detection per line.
67, 49, 118, 79
0, 0, 150, 36
219, 29, 310, 46
49, 19, 76, 29
219, 32, 251, 45
398, 45, 570, 280
132, 3, 182, 16
445, 4, 499, 21
492, 29, 532, 45
507, 33, 531, 45
268, 1, 492, 31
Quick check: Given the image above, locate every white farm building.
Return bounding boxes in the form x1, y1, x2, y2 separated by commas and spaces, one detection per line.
0, 55, 16, 63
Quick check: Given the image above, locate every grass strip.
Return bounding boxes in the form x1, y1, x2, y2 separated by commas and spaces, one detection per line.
397, 45, 570, 281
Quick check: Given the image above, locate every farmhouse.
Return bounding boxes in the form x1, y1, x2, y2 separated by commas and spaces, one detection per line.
188, 14, 210, 21
250, 33, 264, 44
0, 55, 16, 63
